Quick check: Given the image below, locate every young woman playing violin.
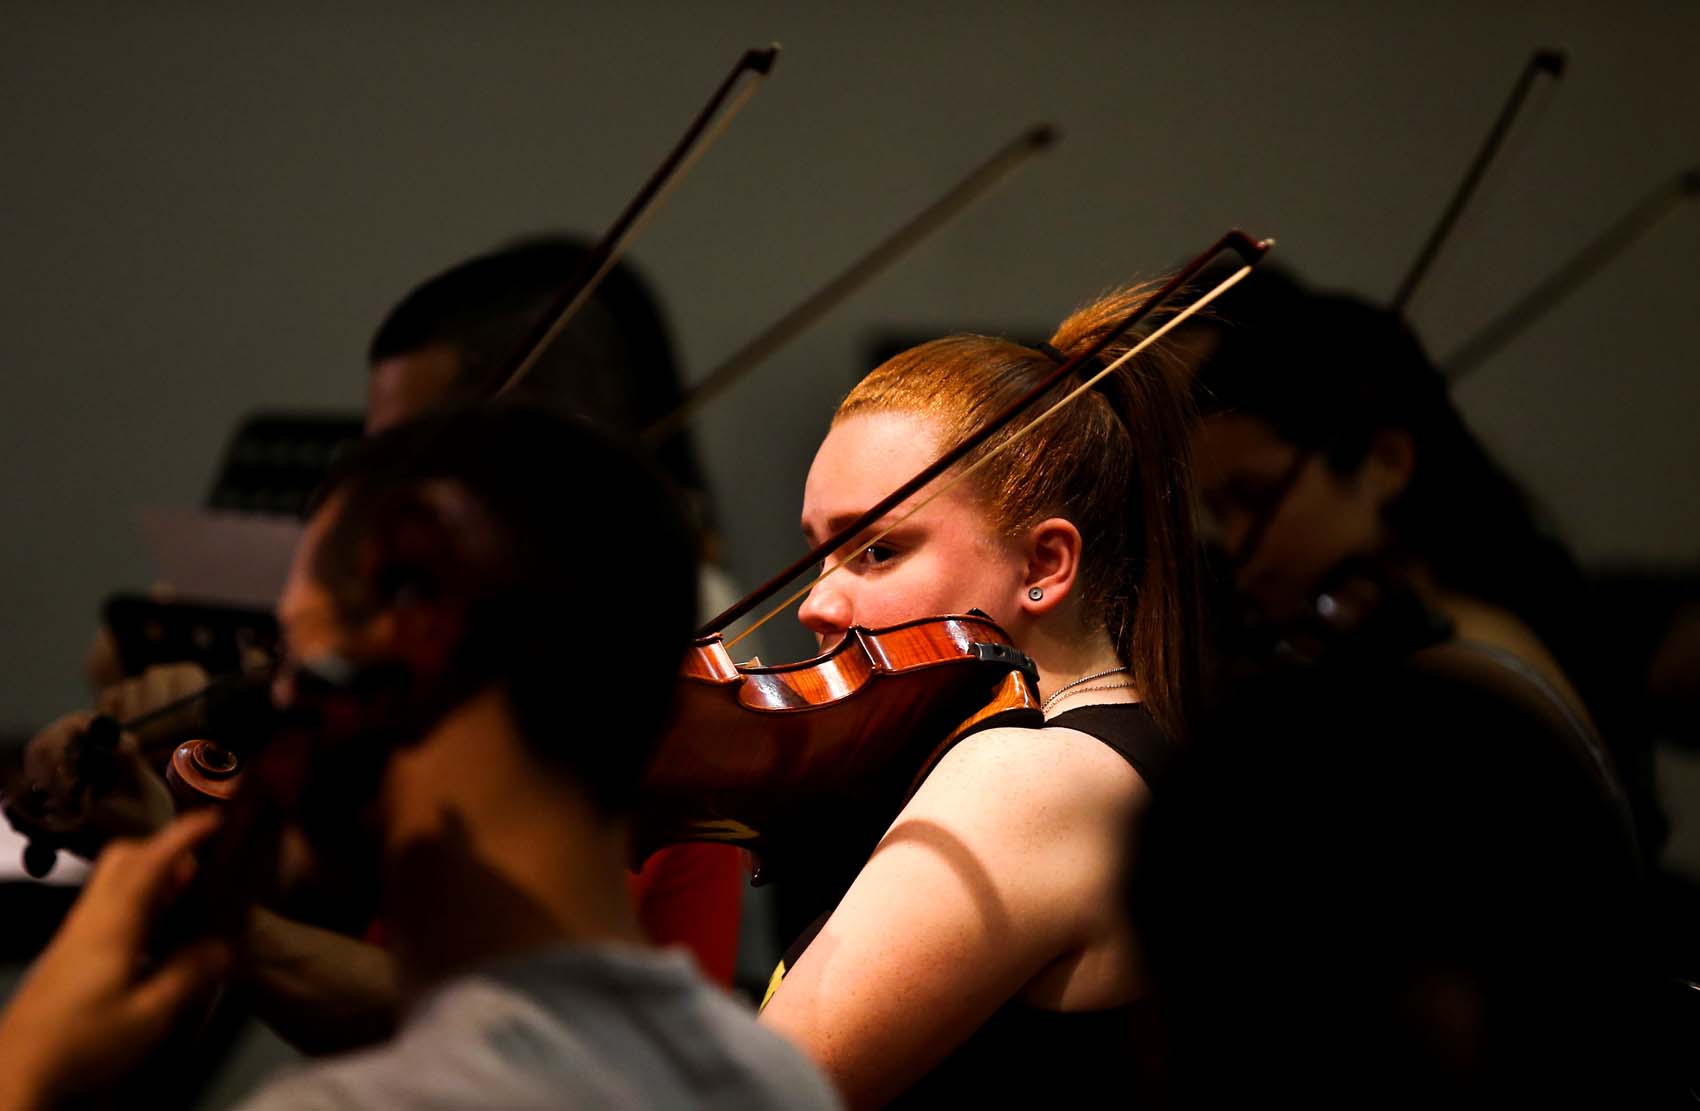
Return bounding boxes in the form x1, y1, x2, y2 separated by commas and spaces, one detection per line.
757, 282, 1205, 1107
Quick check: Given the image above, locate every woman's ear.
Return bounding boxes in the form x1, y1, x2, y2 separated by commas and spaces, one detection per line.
1364, 428, 1415, 507
1018, 517, 1084, 617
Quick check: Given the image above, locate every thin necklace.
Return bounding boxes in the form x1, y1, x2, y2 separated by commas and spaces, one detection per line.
1041, 665, 1129, 714
1046, 681, 1137, 712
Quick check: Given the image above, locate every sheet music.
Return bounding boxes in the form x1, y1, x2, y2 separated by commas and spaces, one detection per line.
134, 506, 302, 609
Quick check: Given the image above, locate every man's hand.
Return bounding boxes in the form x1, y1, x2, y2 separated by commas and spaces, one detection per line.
0, 812, 232, 1107
7, 711, 176, 865
6, 663, 206, 865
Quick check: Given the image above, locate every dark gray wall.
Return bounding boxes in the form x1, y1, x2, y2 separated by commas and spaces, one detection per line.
3, 2, 1698, 729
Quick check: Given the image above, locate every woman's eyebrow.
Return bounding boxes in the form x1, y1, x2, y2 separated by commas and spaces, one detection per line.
803, 510, 882, 546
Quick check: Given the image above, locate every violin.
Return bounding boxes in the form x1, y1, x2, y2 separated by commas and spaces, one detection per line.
636, 612, 1040, 877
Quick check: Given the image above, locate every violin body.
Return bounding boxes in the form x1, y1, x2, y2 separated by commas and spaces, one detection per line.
635, 612, 1040, 878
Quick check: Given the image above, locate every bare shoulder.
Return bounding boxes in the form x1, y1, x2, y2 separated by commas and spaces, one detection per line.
905, 721, 1151, 835
1439, 592, 1590, 715
1442, 593, 1555, 665
759, 718, 1150, 1102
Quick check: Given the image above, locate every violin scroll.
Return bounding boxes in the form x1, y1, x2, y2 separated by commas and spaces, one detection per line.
166, 740, 244, 806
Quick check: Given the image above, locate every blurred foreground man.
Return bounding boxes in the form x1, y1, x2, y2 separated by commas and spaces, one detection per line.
0, 406, 838, 1110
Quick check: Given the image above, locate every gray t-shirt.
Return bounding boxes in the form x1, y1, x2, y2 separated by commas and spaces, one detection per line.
237, 944, 839, 1110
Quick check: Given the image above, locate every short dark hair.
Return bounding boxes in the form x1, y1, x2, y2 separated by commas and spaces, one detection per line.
367, 234, 711, 521
312, 404, 698, 813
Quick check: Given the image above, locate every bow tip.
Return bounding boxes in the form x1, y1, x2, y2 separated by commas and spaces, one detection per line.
1025, 123, 1062, 150
1533, 47, 1568, 77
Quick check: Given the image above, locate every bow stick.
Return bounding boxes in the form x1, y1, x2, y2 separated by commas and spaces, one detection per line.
643, 123, 1060, 446
1443, 167, 1700, 382
1391, 48, 1566, 315
496, 44, 780, 397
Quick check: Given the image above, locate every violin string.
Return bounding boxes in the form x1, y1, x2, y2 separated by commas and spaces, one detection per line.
499, 60, 774, 396
643, 123, 1060, 446
723, 260, 1259, 652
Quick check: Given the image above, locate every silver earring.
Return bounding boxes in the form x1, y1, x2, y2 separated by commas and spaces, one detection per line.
1028, 587, 1044, 602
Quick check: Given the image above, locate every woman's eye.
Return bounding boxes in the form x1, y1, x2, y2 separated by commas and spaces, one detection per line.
858, 544, 897, 568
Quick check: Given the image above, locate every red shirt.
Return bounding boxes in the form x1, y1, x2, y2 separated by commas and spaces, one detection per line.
363, 842, 745, 988
626, 842, 744, 987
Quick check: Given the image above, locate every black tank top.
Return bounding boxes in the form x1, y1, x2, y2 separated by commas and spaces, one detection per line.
767, 702, 1173, 1107
1045, 702, 1175, 790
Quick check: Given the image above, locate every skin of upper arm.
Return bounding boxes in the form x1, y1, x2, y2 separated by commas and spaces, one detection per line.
1441, 595, 1594, 724
759, 725, 1145, 1108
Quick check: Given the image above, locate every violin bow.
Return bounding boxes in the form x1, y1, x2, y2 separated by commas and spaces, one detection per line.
705, 229, 1275, 649
121, 669, 260, 738
495, 44, 780, 397
1390, 47, 1567, 316
1442, 167, 1700, 383
643, 123, 1060, 447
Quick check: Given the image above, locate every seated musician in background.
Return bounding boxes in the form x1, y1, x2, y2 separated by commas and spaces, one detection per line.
758, 282, 1205, 1106
0, 406, 838, 1110
1132, 268, 1657, 1102
1176, 267, 1665, 858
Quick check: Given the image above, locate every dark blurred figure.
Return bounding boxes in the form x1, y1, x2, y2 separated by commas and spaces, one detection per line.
0, 407, 838, 1111
1179, 267, 1665, 859
360, 235, 746, 988
1129, 268, 1676, 1103
365, 235, 716, 537
1134, 636, 1654, 1106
